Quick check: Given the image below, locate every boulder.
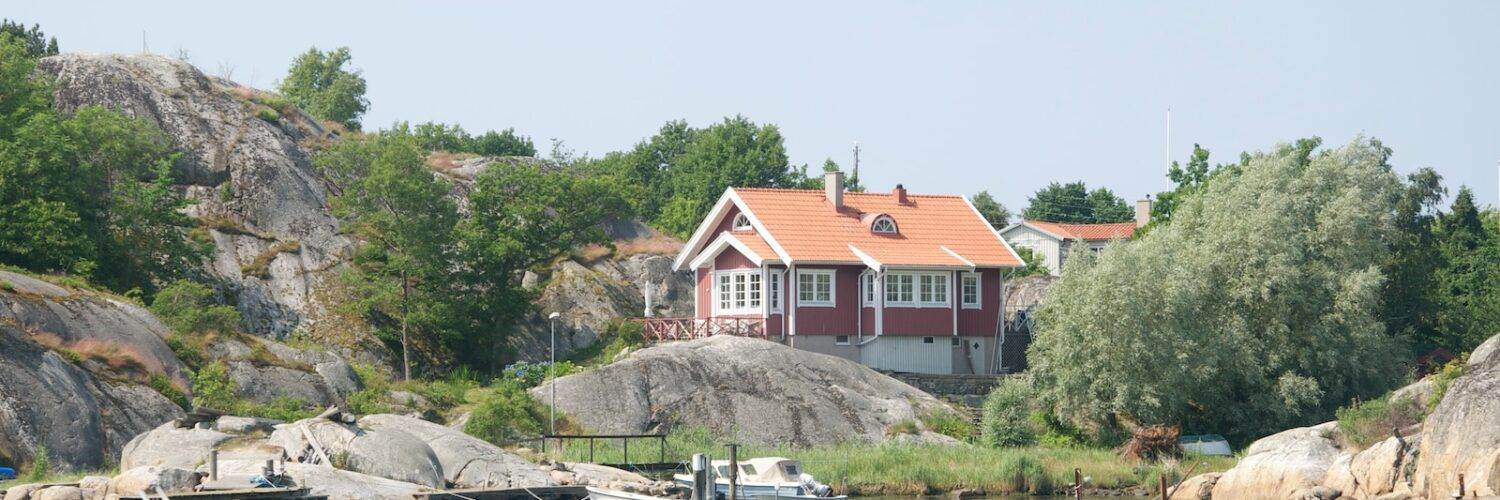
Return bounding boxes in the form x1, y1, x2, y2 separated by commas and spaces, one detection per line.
0, 321, 184, 471
212, 459, 428, 500
2, 484, 42, 500
511, 250, 692, 362
1470, 333, 1500, 367
344, 428, 445, 488
1415, 334, 1500, 497
213, 416, 281, 435
1324, 435, 1420, 499
27, 486, 87, 500
535, 335, 956, 446
76, 476, 110, 494
1387, 378, 1436, 414
107, 466, 203, 496
1168, 472, 1219, 500
358, 414, 552, 488
266, 418, 359, 463
226, 361, 342, 409
119, 422, 232, 470
1213, 422, 1345, 499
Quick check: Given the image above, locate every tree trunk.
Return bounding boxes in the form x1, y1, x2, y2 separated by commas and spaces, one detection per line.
401, 272, 411, 381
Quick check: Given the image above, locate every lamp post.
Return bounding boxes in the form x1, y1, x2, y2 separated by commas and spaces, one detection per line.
548, 311, 560, 436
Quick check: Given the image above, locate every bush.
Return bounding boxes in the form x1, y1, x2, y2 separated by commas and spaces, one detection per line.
254, 106, 280, 123
465, 380, 547, 445
149, 374, 190, 410
981, 378, 1036, 447
243, 397, 318, 422
1428, 359, 1466, 409
920, 407, 973, 440
150, 280, 240, 335
501, 360, 577, 389
884, 419, 919, 437
191, 361, 236, 411
996, 455, 1053, 494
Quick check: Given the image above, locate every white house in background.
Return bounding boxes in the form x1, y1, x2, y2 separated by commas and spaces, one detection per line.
998, 199, 1151, 275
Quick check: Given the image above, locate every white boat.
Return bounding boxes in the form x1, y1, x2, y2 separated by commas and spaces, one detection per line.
587, 486, 676, 500
672, 457, 846, 500
1180, 434, 1233, 456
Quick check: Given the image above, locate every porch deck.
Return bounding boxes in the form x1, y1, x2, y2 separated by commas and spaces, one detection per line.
635, 317, 767, 341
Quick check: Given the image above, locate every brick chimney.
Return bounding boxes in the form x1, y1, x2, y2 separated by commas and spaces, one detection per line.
1135, 196, 1152, 228
825, 170, 845, 208
893, 184, 908, 205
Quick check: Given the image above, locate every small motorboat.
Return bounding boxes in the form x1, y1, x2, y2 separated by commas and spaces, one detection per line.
1180, 434, 1233, 456
672, 457, 845, 500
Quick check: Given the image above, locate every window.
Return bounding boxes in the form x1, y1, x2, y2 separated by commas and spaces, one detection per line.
871, 215, 898, 234
714, 269, 762, 315
797, 269, 835, 306
951, 338, 961, 346
768, 271, 782, 313
861, 274, 877, 307
885, 271, 948, 307
835, 335, 850, 345
732, 213, 752, 230
923, 336, 935, 344
740, 464, 758, 476
961, 272, 981, 309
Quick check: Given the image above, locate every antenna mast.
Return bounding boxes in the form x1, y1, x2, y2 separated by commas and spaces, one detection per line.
1165, 107, 1172, 168
852, 141, 861, 187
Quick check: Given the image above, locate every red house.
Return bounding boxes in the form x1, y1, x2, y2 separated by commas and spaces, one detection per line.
660, 171, 1025, 374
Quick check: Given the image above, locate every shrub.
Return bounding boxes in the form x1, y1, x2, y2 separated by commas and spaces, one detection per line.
253, 106, 280, 123
465, 380, 546, 445
244, 397, 318, 422
1428, 359, 1465, 409
149, 374, 190, 410
502, 360, 577, 389
1336, 394, 1424, 449
165, 335, 206, 369
191, 361, 236, 411
919, 407, 973, 440
981, 378, 1036, 447
25, 445, 49, 482
150, 280, 240, 335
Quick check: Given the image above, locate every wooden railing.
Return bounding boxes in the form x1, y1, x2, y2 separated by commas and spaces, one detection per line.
636, 317, 767, 341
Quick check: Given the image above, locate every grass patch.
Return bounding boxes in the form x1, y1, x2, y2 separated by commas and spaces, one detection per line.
241, 240, 301, 279
150, 373, 191, 410
920, 407, 974, 441
1336, 394, 1424, 450
1428, 359, 1465, 409
884, 419, 920, 438
563, 320, 644, 368
253, 106, 280, 123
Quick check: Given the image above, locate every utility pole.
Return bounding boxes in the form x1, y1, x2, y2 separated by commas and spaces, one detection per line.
852, 141, 861, 190
1165, 107, 1172, 168
548, 312, 560, 435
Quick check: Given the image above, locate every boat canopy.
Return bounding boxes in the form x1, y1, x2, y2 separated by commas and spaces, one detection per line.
709, 457, 804, 483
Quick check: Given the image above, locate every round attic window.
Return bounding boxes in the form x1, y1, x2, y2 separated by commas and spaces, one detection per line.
871, 215, 898, 234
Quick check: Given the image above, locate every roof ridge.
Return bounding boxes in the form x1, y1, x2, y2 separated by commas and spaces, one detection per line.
734, 187, 964, 198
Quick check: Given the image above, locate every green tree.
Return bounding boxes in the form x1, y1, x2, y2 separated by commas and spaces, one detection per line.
279, 47, 369, 130
1381, 168, 1446, 354
1430, 187, 1500, 354
1021, 181, 1132, 223
1011, 247, 1049, 277
0, 20, 58, 58
317, 130, 457, 379
971, 191, 1011, 229
150, 280, 241, 335
1028, 137, 1403, 443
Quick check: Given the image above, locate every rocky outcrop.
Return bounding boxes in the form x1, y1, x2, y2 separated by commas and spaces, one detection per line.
119, 422, 232, 470
214, 459, 429, 500
38, 53, 351, 338
358, 414, 552, 488
535, 335, 957, 446
1414, 334, 1500, 498
1213, 422, 1345, 499
0, 277, 186, 470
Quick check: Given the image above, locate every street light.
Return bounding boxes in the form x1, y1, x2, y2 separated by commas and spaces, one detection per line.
548, 312, 560, 436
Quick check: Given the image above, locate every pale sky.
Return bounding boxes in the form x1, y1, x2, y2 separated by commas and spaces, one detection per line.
11, 1, 1499, 212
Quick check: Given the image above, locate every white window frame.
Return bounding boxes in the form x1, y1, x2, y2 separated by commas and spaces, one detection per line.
861, 273, 877, 307
884, 271, 949, 308
871, 216, 898, 234
834, 335, 851, 345
732, 213, 752, 231
796, 269, 836, 307
961, 272, 981, 309
768, 270, 783, 313
713, 269, 762, 315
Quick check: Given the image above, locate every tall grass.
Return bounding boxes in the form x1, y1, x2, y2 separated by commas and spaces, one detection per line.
532, 426, 1236, 495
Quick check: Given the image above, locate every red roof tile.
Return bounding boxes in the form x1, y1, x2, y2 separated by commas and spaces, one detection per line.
1024, 220, 1137, 241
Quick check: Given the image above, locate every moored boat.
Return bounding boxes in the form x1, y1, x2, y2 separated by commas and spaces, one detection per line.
672, 457, 845, 500
587, 486, 677, 500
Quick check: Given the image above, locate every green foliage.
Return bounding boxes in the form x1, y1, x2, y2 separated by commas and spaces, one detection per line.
1, 20, 58, 58
501, 360, 577, 389
253, 106, 280, 123
0, 37, 205, 299
1022, 181, 1133, 223
244, 397, 319, 422
278, 47, 368, 130
1427, 187, 1500, 354
25, 445, 50, 482
1336, 394, 1423, 450
1150, 143, 1241, 227
1011, 246, 1050, 277
588, 116, 813, 238
919, 407, 973, 440
1028, 137, 1404, 444
191, 361, 236, 411
995, 455, 1053, 495
981, 378, 1036, 447
465, 380, 548, 444
151, 280, 241, 336
150, 374, 190, 410
1381, 168, 1447, 354
970, 191, 1011, 229
883, 419, 919, 437
1427, 359, 1465, 409
404, 121, 536, 156
564, 320, 646, 367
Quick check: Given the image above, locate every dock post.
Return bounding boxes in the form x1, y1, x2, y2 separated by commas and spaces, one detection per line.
692, 453, 711, 500
589, 437, 595, 463
210, 450, 218, 481
660, 435, 666, 464
624, 437, 630, 464
1459, 472, 1466, 497
1159, 475, 1167, 500
728, 443, 739, 500
1074, 467, 1081, 500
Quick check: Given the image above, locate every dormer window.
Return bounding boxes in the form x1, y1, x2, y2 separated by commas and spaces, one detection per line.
732, 213, 752, 231
871, 215, 898, 234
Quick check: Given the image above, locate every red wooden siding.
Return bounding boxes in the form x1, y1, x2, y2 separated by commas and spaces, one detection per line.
956, 268, 1002, 336
882, 306, 953, 336
793, 265, 862, 335
695, 268, 711, 319
714, 245, 757, 270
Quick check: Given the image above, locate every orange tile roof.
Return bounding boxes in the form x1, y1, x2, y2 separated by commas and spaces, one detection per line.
732, 188, 1022, 268
1024, 220, 1137, 241
726, 230, 777, 261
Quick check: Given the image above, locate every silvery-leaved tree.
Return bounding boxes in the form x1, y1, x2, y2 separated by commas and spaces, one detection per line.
1027, 137, 1404, 444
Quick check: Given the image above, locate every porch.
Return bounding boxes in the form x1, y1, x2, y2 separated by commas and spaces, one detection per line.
634, 317, 768, 341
